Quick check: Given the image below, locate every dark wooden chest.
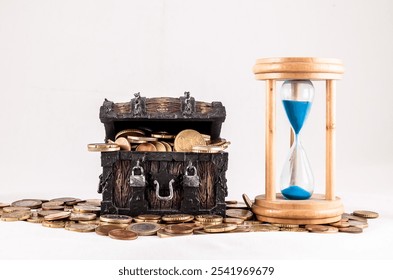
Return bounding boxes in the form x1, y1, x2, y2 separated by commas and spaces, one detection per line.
97, 92, 229, 217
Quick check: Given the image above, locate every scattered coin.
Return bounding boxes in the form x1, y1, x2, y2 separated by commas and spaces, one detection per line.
99, 214, 132, 224
223, 218, 244, 225
87, 143, 120, 152
342, 213, 367, 222
1, 211, 32, 221
69, 213, 97, 221
242, 194, 253, 209
353, 210, 379, 219
65, 223, 97, 233
225, 203, 249, 209
316, 226, 338, 233
41, 201, 64, 210
2, 206, 31, 213
250, 224, 280, 232
192, 145, 224, 153
280, 227, 308, 232
195, 214, 223, 223
73, 205, 101, 213
82, 199, 102, 207
11, 199, 42, 209
133, 217, 160, 223
162, 214, 194, 223
37, 210, 63, 217
231, 225, 251, 233
329, 220, 350, 228
79, 219, 101, 225
109, 229, 138, 240
50, 197, 78, 203
42, 220, 66, 228
44, 211, 71, 221
95, 225, 127, 236
26, 216, 44, 223
151, 132, 176, 139
127, 223, 161, 236
338, 226, 363, 234
137, 214, 161, 221
272, 223, 299, 228
226, 209, 253, 220
204, 223, 237, 233
0, 203, 10, 208
348, 220, 368, 229
305, 225, 330, 233
164, 224, 194, 235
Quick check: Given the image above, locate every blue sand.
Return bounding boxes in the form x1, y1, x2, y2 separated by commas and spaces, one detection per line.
281, 185, 312, 200
282, 100, 311, 135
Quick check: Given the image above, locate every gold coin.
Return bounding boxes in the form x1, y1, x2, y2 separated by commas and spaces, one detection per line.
225, 203, 249, 209
201, 134, 211, 142
2, 206, 31, 213
100, 221, 129, 227
318, 226, 339, 233
73, 205, 101, 213
161, 141, 172, 152
69, 212, 97, 221
272, 223, 299, 228
95, 224, 127, 236
194, 220, 222, 227
243, 221, 263, 225
250, 224, 280, 232
116, 129, 145, 139
194, 229, 208, 235
79, 219, 101, 225
87, 143, 120, 152
280, 227, 308, 232
42, 220, 65, 228
109, 229, 138, 240
0, 202, 10, 208
162, 214, 194, 223
151, 132, 176, 139
65, 223, 97, 233
348, 220, 368, 229
204, 223, 237, 233
192, 145, 224, 153
44, 211, 71, 221
352, 210, 379, 219
338, 226, 363, 234
37, 210, 63, 217
342, 213, 367, 222
153, 142, 167, 152
115, 137, 131, 151
305, 225, 330, 233
157, 228, 193, 238
133, 217, 160, 223
128, 135, 157, 143
126, 222, 161, 236
164, 224, 194, 234
1, 211, 31, 221
231, 225, 251, 233
226, 209, 253, 220
137, 214, 161, 221
26, 216, 44, 223
195, 214, 223, 223
50, 197, 78, 203
329, 220, 350, 228
135, 143, 157, 152
11, 199, 42, 209
99, 214, 132, 224
242, 194, 253, 209
225, 200, 237, 205
174, 129, 206, 152
223, 218, 244, 225
41, 201, 64, 210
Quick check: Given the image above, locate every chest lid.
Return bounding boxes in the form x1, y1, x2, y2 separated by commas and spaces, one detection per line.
100, 92, 226, 141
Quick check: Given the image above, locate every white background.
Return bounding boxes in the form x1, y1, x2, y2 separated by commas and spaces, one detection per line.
0, 0, 392, 268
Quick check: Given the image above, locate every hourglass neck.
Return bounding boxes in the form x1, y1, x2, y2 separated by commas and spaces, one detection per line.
282, 100, 312, 135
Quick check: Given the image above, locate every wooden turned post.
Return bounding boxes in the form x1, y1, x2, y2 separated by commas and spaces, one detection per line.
326, 80, 336, 200
265, 79, 276, 201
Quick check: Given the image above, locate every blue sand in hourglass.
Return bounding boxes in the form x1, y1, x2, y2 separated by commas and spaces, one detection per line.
281, 100, 312, 200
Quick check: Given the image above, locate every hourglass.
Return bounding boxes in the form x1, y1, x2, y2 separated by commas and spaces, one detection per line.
251, 57, 345, 224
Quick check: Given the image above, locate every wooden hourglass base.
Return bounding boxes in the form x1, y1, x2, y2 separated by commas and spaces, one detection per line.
252, 194, 344, 225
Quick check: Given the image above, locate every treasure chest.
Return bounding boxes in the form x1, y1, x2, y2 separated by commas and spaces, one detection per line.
96, 92, 229, 217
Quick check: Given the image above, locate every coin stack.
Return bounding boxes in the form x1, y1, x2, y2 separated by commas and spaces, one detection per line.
88, 128, 230, 153
0, 195, 379, 240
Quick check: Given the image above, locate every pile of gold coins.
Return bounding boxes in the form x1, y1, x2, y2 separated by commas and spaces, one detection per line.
87, 128, 230, 153
0, 195, 378, 240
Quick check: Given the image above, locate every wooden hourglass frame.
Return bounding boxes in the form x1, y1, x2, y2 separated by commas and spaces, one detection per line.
252, 57, 344, 225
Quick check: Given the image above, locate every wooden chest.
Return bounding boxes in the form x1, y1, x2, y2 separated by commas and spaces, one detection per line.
97, 92, 229, 217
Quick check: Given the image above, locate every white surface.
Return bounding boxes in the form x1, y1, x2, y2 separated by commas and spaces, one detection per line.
0, 0, 392, 263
